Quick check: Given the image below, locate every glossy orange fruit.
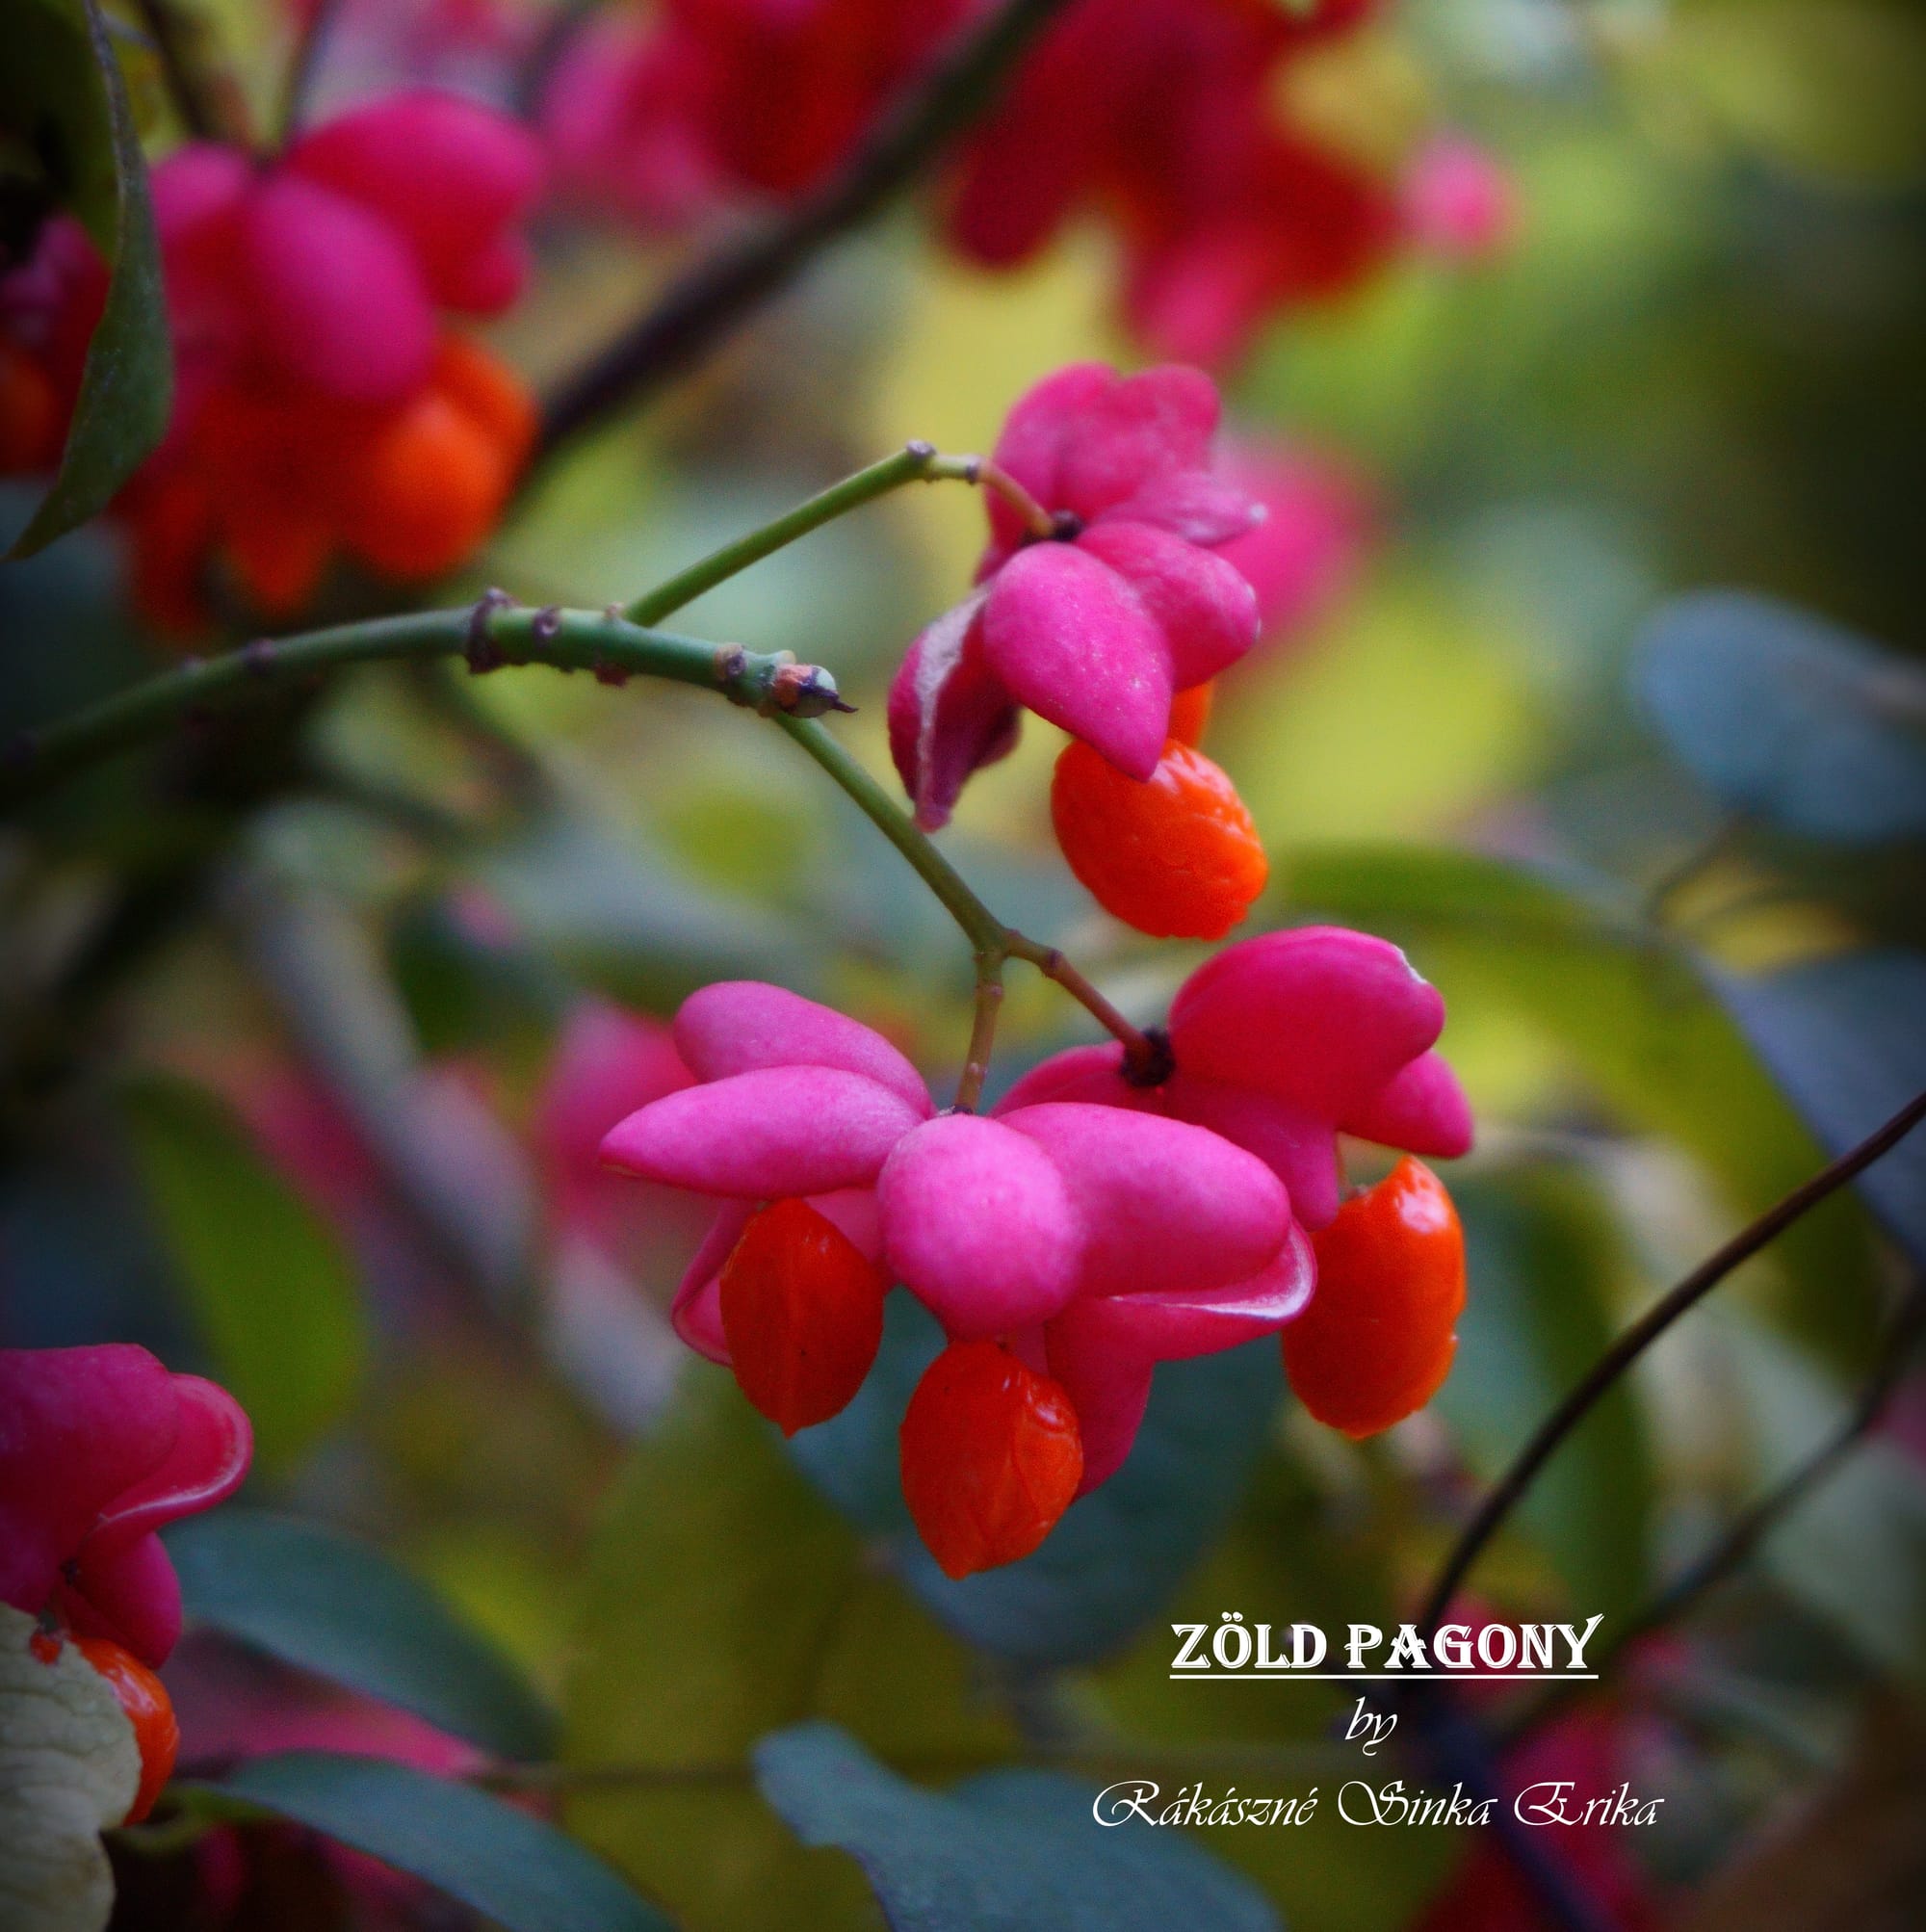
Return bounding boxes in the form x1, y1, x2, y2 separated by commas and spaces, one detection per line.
71, 1635, 180, 1826
898, 1340, 1083, 1579
1051, 736, 1267, 940
431, 336, 537, 470
1284, 1156, 1466, 1439
1167, 681, 1215, 747
225, 500, 334, 616
342, 390, 510, 580
717, 1198, 888, 1435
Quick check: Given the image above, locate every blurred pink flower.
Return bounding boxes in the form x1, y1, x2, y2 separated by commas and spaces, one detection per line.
539, 0, 970, 220
887, 362, 1265, 827
540, 11, 728, 227
0, 1346, 251, 1664
1414, 1706, 1663, 1931
1403, 135, 1518, 263
947, 0, 1399, 364
167, 1631, 486, 1921
150, 92, 543, 416
999, 926, 1473, 1233
532, 1000, 695, 1254
1215, 440, 1371, 646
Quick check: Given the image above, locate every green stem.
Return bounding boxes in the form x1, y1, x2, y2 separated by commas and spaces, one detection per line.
0, 606, 796, 811
777, 718, 1157, 1074
4, 587, 1155, 1084
624, 442, 1051, 627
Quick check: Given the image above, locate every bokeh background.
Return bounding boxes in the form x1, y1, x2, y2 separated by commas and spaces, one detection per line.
5, 1, 1926, 1927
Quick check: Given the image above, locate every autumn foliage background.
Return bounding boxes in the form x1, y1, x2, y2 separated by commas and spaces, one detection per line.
3, 1, 1926, 1929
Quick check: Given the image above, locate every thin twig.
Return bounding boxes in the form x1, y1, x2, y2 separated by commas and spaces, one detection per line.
1415, 1087, 1926, 1640
1003, 932, 1162, 1076
0, 605, 804, 810
277, 0, 343, 143
1613, 1269, 1926, 1659
1499, 1267, 1926, 1747
132, 0, 246, 144
534, 0, 1076, 459
954, 961, 1005, 1110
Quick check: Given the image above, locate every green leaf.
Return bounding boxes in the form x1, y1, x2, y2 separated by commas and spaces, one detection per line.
1437, 1170, 1653, 1623
756, 1722, 1281, 1932
187, 1754, 672, 1932
1633, 592, 1926, 845
5, 0, 171, 558
562, 1375, 1012, 1931
166, 1510, 557, 1762
1713, 950, 1926, 1269
789, 1294, 1281, 1667
1281, 844, 1887, 1363
121, 1075, 366, 1471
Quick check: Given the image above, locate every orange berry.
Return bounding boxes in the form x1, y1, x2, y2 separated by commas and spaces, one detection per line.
1284, 1157, 1466, 1439
341, 390, 510, 580
71, 1636, 179, 1825
431, 336, 536, 469
1051, 737, 1268, 940
224, 501, 334, 616
122, 472, 219, 637
898, 1340, 1083, 1579
0, 341, 62, 474
717, 1198, 888, 1435
1167, 681, 1214, 747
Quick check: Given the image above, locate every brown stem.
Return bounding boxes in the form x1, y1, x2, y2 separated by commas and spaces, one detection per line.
534, 0, 1076, 460
971, 459, 1058, 540
953, 959, 1005, 1110
1414, 1086, 1926, 1641
1003, 932, 1162, 1079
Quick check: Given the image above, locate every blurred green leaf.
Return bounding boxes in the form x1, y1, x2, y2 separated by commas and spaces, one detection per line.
563, 1375, 1012, 1932
1634, 592, 1926, 844
0, 0, 115, 242
121, 1076, 365, 1471
1724, 1318, 1926, 1684
187, 1754, 671, 1932
482, 809, 826, 1010
755, 1722, 1282, 1932
1666, 2, 1926, 188
1282, 844, 1886, 1360
789, 1295, 1282, 1668
167, 1510, 557, 1761
1440, 1170, 1653, 1623
1714, 951, 1926, 1268
3, 0, 170, 558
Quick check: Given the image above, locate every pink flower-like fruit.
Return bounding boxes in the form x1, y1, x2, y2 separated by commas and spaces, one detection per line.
0, 1346, 252, 1664
999, 925, 1474, 1235
600, 979, 1318, 1492
888, 362, 1267, 827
